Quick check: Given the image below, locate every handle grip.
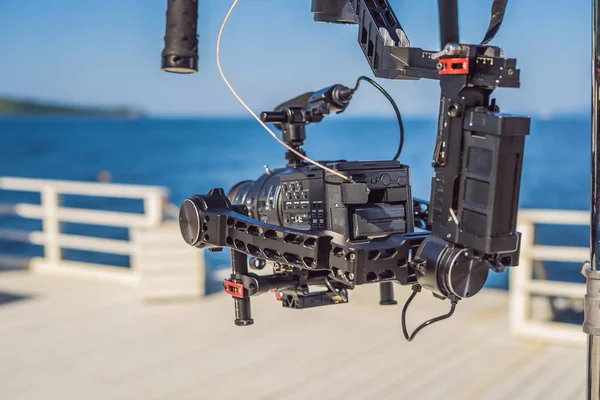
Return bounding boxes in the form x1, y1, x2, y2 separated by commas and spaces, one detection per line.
379, 282, 398, 305
231, 250, 253, 326
162, 0, 199, 73
234, 297, 253, 326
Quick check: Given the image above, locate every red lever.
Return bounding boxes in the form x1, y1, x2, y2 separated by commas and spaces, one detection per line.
224, 280, 244, 298
438, 58, 469, 75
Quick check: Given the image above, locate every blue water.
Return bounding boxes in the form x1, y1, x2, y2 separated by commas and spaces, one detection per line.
0, 116, 591, 295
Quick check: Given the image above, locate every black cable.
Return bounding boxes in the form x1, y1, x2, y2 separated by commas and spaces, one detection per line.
481, 0, 509, 46
352, 76, 405, 161
401, 284, 458, 342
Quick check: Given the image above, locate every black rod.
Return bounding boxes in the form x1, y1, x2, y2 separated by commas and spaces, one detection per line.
379, 282, 398, 305
231, 250, 253, 326
438, 0, 459, 46
588, 1, 600, 398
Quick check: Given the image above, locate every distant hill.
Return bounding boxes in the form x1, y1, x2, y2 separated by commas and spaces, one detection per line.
0, 97, 143, 117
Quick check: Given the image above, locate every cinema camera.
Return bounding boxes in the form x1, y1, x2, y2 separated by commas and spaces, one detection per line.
162, 0, 530, 339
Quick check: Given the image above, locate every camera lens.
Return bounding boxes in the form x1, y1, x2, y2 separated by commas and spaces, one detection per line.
227, 170, 287, 226
228, 180, 254, 207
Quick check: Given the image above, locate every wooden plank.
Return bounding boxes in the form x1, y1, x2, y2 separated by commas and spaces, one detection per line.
30, 260, 137, 287
0, 207, 157, 228
529, 245, 589, 262
0, 273, 587, 400
519, 209, 589, 225
274, 324, 500, 400
514, 321, 586, 345
0, 177, 167, 199
0, 203, 43, 219
525, 280, 585, 299
469, 343, 559, 400
0, 229, 44, 245
56, 208, 152, 227
510, 221, 534, 338
137, 264, 203, 278
533, 351, 586, 400
135, 249, 200, 262
0, 254, 31, 270
138, 277, 203, 296
133, 224, 205, 300
0, 272, 138, 338
0, 280, 202, 379
397, 341, 545, 400
58, 234, 132, 255
132, 223, 187, 243
512, 348, 582, 400
0, 230, 132, 255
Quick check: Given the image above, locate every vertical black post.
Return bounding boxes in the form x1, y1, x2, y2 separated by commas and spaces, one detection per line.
587, 2, 600, 398
593, 0, 600, 284
379, 282, 398, 305
231, 250, 253, 326
438, 0, 459, 46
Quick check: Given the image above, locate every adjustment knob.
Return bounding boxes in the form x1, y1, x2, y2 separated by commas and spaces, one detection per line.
380, 174, 391, 186
179, 197, 203, 246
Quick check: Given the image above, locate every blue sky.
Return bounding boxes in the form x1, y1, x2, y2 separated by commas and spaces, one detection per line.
0, 0, 592, 117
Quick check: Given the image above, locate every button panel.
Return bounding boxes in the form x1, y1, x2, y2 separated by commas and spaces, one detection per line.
281, 179, 325, 230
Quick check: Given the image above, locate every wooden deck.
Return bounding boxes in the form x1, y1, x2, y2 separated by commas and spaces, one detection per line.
0, 271, 587, 400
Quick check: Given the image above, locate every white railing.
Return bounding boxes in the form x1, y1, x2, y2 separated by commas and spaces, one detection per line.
0, 177, 204, 299
510, 209, 588, 345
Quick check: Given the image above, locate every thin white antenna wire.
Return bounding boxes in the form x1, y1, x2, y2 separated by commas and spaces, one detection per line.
216, 0, 351, 182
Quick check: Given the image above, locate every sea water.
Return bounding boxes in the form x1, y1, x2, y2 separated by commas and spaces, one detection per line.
0, 116, 591, 294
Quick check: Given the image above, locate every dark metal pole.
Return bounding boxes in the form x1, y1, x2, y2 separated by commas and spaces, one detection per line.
588, 1, 600, 398
231, 250, 253, 326
379, 282, 398, 305
590, 336, 600, 399
593, 0, 600, 271
439, 0, 459, 46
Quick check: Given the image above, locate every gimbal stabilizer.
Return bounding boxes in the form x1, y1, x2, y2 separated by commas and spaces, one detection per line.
163, 0, 530, 339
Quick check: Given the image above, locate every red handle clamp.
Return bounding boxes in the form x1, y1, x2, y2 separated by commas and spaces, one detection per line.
438, 58, 469, 75
224, 280, 244, 298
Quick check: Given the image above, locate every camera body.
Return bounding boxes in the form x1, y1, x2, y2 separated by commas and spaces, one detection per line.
229, 161, 414, 240
224, 154, 424, 291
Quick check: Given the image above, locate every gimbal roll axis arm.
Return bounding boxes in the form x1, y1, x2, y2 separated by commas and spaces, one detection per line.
321, 0, 529, 299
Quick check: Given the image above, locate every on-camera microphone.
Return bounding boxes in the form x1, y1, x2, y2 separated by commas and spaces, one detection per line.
162, 0, 199, 74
